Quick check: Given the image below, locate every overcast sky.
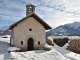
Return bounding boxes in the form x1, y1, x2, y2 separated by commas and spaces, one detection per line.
0, 0, 80, 29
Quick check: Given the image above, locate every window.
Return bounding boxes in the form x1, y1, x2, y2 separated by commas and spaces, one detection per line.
38, 41, 40, 45
29, 9, 32, 12
21, 41, 23, 45
30, 6, 32, 9
29, 7, 32, 13
29, 28, 32, 31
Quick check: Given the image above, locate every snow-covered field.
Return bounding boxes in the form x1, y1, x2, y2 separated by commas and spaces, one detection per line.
50, 35, 80, 39
0, 35, 80, 60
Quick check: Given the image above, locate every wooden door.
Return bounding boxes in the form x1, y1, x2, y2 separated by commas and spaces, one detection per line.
28, 38, 34, 51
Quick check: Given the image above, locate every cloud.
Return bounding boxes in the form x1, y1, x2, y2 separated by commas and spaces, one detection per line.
35, 0, 80, 28
0, 0, 80, 28
0, 0, 26, 21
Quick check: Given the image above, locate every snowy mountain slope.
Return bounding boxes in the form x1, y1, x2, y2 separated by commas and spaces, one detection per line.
65, 21, 80, 29
0, 26, 10, 35
47, 21, 80, 36
0, 26, 9, 31
0, 35, 80, 60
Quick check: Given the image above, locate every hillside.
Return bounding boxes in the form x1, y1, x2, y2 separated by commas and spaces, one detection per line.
46, 22, 80, 36
0, 26, 10, 35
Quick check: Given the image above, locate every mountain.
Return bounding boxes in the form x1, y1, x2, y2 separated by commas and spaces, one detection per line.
0, 26, 10, 35
46, 22, 80, 36
0, 26, 9, 31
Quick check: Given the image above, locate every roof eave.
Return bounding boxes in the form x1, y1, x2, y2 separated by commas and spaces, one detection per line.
8, 13, 52, 30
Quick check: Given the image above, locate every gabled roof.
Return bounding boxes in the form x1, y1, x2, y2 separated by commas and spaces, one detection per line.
8, 13, 52, 30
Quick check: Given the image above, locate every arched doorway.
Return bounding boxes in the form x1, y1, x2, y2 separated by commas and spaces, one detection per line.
27, 38, 34, 51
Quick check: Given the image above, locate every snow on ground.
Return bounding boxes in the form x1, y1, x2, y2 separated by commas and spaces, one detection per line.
15, 50, 69, 60
0, 35, 10, 43
0, 35, 10, 60
53, 44, 80, 60
0, 35, 80, 60
50, 35, 80, 40
7, 47, 20, 52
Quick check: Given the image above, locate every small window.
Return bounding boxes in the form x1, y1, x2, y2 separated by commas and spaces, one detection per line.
21, 41, 23, 45
30, 9, 32, 12
38, 41, 40, 45
29, 7, 32, 12
29, 28, 32, 31
30, 6, 32, 9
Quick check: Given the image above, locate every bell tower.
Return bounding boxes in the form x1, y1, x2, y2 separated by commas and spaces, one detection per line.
26, 4, 36, 16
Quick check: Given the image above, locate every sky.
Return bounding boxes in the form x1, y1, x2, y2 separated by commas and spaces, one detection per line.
0, 0, 80, 29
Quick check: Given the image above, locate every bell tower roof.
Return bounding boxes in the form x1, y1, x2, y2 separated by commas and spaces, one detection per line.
26, 4, 36, 16
26, 4, 36, 7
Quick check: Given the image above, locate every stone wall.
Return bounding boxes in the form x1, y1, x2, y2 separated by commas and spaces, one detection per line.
67, 39, 80, 54
53, 38, 69, 47
48, 39, 54, 46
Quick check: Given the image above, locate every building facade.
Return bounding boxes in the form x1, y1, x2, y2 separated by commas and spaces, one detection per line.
9, 4, 51, 51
